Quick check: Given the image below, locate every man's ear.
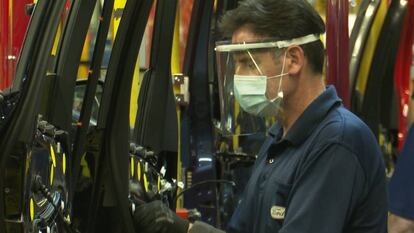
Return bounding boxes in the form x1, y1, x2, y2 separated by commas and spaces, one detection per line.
285, 45, 304, 75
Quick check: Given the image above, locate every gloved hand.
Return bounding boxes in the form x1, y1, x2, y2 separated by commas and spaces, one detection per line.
133, 200, 189, 233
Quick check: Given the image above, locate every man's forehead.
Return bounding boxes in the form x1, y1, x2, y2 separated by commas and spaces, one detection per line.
231, 26, 265, 44
232, 49, 271, 60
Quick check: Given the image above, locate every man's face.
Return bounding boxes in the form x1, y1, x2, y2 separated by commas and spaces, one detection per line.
231, 26, 286, 100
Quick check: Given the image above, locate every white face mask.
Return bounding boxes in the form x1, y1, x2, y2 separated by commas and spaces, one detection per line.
233, 52, 288, 117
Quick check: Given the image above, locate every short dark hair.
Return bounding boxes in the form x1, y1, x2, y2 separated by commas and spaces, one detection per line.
219, 0, 326, 74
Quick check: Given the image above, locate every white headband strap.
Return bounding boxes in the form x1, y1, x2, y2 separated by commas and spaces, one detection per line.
215, 34, 320, 52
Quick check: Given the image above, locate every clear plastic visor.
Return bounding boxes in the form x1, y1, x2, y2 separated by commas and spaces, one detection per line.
215, 45, 279, 136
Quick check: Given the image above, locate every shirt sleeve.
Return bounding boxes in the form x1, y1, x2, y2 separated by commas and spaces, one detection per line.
279, 143, 386, 233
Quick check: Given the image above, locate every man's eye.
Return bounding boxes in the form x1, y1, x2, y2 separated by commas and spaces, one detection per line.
239, 60, 253, 67
247, 62, 256, 69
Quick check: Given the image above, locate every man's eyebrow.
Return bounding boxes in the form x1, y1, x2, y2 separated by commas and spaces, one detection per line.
237, 57, 250, 63
233, 53, 250, 62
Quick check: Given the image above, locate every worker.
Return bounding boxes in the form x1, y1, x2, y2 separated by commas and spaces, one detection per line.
388, 72, 414, 233
133, 0, 388, 232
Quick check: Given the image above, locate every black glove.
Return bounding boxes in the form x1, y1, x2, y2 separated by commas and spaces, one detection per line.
133, 200, 189, 233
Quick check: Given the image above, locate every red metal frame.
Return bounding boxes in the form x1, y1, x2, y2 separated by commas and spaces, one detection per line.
394, 0, 414, 151
326, 0, 350, 108
179, 0, 194, 70
0, 0, 31, 90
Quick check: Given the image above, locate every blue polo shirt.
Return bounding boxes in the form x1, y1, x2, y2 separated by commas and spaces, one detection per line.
389, 124, 414, 220
227, 86, 387, 233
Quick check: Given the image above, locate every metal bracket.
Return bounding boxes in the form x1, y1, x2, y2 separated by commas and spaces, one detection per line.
172, 74, 189, 106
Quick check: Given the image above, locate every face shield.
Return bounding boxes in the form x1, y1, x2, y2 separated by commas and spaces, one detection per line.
215, 34, 320, 136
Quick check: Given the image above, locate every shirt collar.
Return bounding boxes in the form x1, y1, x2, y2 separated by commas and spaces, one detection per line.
268, 86, 342, 146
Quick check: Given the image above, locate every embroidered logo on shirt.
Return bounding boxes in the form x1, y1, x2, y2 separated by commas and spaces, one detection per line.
270, 205, 285, 220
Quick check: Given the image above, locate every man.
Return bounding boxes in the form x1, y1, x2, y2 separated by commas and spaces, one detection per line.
388, 73, 414, 233
133, 0, 388, 232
